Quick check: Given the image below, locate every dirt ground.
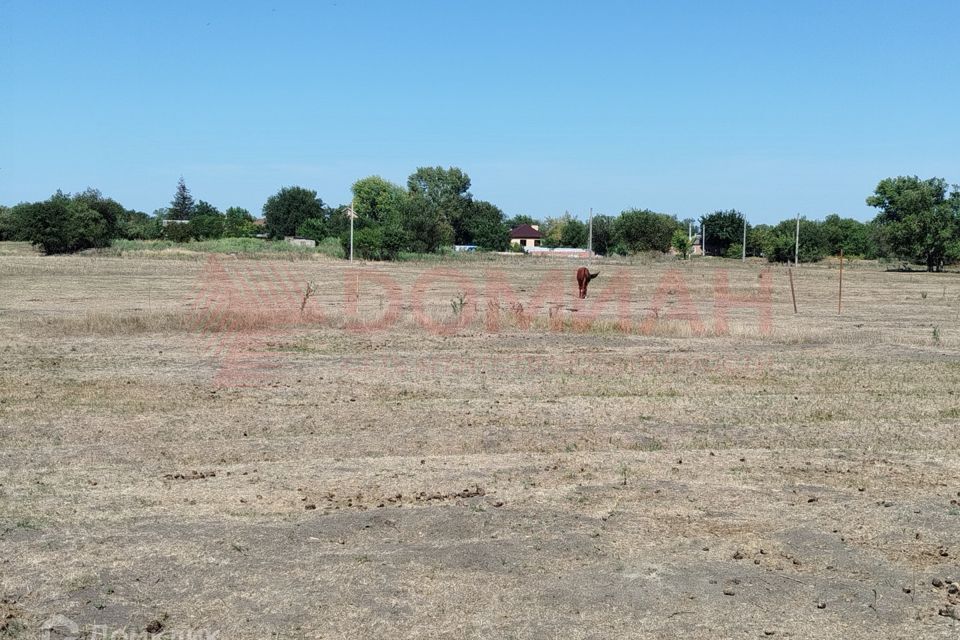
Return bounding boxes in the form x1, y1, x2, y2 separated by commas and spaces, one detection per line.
2, 243, 960, 638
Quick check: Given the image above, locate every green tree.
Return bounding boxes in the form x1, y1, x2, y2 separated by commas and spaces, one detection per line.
747, 224, 774, 258
352, 176, 408, 224
671, 228, 693, 259
118, 210, 161, 240
539, 213, 569, 248
407, 166, 472, 243
353, 227, 384, 260
401, 194, 453, 253
590, 215, 616, 256
263, 186, 326, 239
296, 218, 327, 242
73, 188, 124, 239
560, 218, 588, 248
380, 223, 409, 260
0, 205, 30, 241
821, 214, 874, 257
541, 212, 587, 248
169, 177, 195, 220
700, 210, 747, 256
162, 221, 193, 242
614, 209, 679, 253
762, 217, 828, 263
350, 223, 407, 260
193, 200, 220, 218
460, 200, 508, 250
504, 214, 538, 229
223, 207, 256, 237
867, 176, 959, 271
0, 206, 11, 241
190, 200, 224, 240
18, 191, 112, 254
326, 204, 353, 241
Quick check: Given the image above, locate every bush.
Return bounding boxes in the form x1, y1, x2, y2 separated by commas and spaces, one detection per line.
162, 221, 194, 243
296, 218, 327, 242
724, 243, 743, 259
18, 192, 112, 254
190, 214, 225, 240
317, 236, 344, 259
223, 207, 256, 238
108, 237, 325, 258
671, 229, 692, 259
119, 210, 162, 240
352, 227, 383, 260
381, 224, 408, 260
346, 224, 408, 260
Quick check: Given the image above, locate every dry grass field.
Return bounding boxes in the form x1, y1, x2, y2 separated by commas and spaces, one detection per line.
2, 242, 960, 638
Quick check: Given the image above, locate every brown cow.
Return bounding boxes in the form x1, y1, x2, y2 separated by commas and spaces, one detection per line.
576, 267, 599, 299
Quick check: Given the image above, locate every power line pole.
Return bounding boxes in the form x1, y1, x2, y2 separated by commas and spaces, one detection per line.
742, 216, 747, 261
794, 213, 800, 267
703, 223, 707, 256
588, 207, 593, 257
348, 202, 357, 262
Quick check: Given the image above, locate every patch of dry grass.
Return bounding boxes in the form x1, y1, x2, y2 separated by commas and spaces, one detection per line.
3, 248, 960, 638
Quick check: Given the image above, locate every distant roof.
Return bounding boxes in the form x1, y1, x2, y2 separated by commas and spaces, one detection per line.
509, 224, 543, 239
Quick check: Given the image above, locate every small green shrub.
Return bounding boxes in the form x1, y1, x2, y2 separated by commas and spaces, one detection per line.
724, 243, 744, 259
162, 221, 194, 242
317, 236, 344, 259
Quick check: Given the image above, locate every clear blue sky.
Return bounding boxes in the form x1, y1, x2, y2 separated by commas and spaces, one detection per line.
2, 1, 958, 224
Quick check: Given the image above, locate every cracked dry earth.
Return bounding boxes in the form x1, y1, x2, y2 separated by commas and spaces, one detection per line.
2, 249, 960, 638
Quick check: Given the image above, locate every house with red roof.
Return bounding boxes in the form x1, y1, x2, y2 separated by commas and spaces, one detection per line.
509, 224, 543, 249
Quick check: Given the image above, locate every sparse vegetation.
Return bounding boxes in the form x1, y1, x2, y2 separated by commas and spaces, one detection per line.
2, 251, 959, 637
450, 291, 468, 316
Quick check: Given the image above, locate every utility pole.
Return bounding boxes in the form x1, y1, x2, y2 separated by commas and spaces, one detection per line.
838, 248, 844, 314
742, 216, 747, 261
348, 202, 357, 261
794, 213, 800, 267
702, 223, 706, 256
588, 207, 593, 257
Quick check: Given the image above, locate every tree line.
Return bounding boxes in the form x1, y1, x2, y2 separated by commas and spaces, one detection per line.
1, 171, 958, 270
695, 177, 960, 270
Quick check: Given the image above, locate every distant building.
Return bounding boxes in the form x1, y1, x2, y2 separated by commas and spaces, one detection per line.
509, 224, 543, 248
525, 247, 592, 259
284, 236, 316, 248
